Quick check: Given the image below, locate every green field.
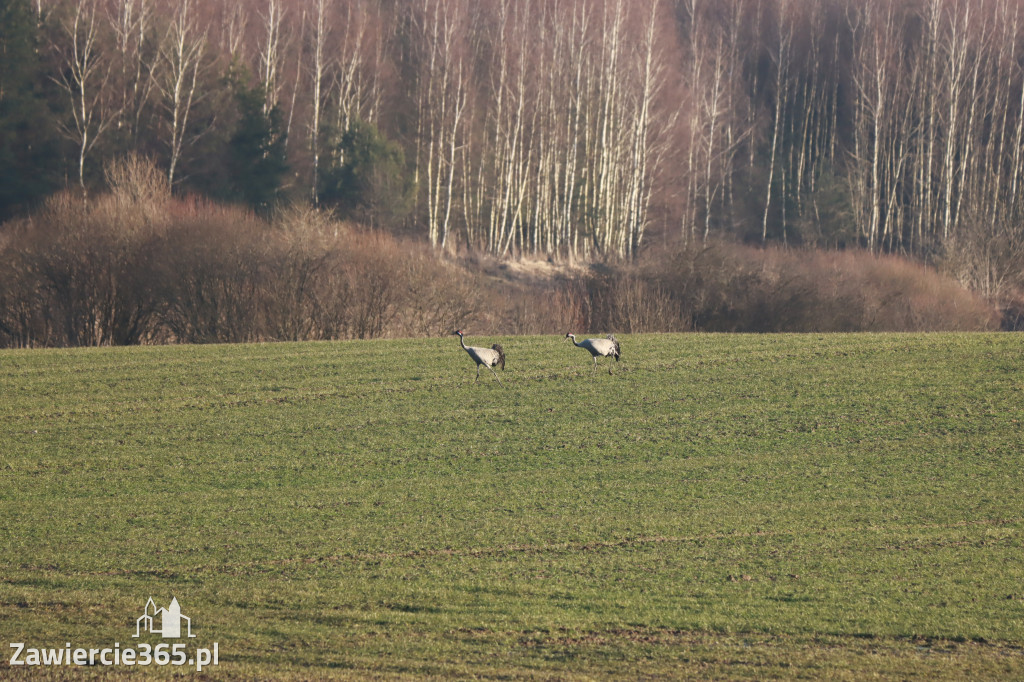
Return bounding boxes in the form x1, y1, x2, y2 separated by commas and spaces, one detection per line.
1, 333, 1023, 679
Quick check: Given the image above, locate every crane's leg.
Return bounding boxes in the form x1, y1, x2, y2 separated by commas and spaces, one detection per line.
475, 364, 481, 382
487, 365, 505, 387
592, 356, 598, 373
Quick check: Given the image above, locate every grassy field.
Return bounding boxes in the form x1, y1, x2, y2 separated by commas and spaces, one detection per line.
1, 333, 1022, 679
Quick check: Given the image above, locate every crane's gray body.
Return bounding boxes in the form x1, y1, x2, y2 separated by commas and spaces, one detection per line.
566, 333, 621, 372
453, 331, 505, 386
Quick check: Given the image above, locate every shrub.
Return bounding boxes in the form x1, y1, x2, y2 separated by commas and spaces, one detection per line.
524, 240, 998, 336
0, 183, 1000, 349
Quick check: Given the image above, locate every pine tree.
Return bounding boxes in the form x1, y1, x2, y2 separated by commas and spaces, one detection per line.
0, 0, 61, 220
318, 119, 411, 229
226, 71, 288, 215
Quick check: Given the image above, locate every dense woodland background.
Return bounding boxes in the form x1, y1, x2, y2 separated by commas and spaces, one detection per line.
1, 0, 1023, 346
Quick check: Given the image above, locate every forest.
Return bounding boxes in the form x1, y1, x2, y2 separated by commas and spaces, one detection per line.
1, 0, 1024, 345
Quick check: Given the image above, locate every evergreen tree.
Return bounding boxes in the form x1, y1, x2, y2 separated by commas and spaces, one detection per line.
318, 119, 411, 229
0, 0, 61, 221
226, 71, 288, 215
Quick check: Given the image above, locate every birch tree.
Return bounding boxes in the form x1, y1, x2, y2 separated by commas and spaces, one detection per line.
107, 0, 155, 149
258, 0, 285, 115
330, 0, 367, 136
51, 0, 120, 190
307, 0, 330, 203
485, 0, 533, 256
624, 0, 670, 256
157, 0, 207, 187
762, 0, 793, 242
682, 0, 747, 242
414, 0, 468, 250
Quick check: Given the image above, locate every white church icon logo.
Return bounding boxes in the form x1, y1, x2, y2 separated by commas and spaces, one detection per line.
134, 597, 196, 638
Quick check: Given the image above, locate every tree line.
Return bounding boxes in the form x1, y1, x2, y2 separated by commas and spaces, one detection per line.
2, 0, 1024, 284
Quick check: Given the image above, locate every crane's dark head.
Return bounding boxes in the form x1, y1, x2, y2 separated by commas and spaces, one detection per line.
564, 333, 575, 341
452, 330, 463, 337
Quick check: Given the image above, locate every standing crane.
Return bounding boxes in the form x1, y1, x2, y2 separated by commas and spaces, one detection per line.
452, 330, 505, 386
565, 333, 621, 373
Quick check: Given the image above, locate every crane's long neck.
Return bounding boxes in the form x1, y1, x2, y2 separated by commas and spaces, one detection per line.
568, 334, 582, 347
458, 334, 469, 351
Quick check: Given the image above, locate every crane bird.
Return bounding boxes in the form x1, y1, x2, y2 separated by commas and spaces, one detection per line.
452, 330, 506, 386
565, 333, 621, 373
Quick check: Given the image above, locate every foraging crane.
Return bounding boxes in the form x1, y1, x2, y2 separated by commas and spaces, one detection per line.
452, 330, 505, 386
565, 333, 621, 372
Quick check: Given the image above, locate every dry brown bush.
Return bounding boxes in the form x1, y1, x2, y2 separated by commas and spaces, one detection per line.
104, 154, 171, 224
0, 191, 161, 346
938, 210, 1024, 330
0, 185, 1002, 348
552, 240, 998, 335
154, 211, 265, 343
